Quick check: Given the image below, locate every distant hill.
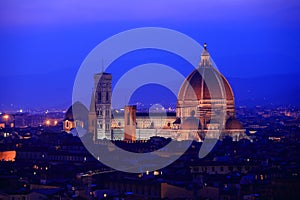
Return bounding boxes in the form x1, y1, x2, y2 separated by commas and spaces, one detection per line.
128, 73, 300, 108
228, 73, 300, 107
1, 69, 299, 111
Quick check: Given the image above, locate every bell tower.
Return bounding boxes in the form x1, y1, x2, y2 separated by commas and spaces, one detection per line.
92, 72, 112, 142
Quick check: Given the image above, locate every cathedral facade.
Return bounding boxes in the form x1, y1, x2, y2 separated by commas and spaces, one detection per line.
65, 44, 247, 142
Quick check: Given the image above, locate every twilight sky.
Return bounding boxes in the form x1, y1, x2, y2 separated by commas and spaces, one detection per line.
1, 0, 300, 110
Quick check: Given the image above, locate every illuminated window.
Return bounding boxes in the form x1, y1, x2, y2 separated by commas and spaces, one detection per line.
105, 124, 110, 131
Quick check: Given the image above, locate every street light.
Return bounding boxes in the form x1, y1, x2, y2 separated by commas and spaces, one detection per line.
2, 114, 9, 126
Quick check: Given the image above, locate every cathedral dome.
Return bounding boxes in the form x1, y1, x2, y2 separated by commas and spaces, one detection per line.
177, 45, 234, 102
225, 117, 243, 130
176, 44, 235, 122
65, 106, 74, 121
64, 102, 89, 124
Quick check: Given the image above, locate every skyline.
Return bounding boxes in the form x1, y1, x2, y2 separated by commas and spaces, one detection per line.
1, 2, 300, 199
1, 0, 300, 110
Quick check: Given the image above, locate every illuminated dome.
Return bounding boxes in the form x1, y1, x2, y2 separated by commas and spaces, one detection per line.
64, 102, 88, 125
176, 44, 235, 127
65, 106, 74, 121
178, 67, 234, 101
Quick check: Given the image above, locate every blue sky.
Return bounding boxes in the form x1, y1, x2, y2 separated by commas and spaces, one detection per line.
1, 0, 300, 110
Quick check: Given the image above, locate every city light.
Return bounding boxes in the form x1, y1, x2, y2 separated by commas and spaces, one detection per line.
0, 1, 299, 199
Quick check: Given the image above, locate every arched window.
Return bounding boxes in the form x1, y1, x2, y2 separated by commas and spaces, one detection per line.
98, 92, 101, 101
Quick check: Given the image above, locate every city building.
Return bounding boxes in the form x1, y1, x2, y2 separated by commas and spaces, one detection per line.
89, 72, 112, 142
63, 44, 247, 142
